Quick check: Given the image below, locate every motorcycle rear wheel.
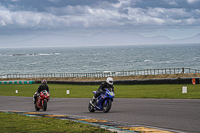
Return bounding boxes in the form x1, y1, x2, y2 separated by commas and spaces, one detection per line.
102, 99, 112, 113
88, 101, 95, 112
35, 105, 40, 111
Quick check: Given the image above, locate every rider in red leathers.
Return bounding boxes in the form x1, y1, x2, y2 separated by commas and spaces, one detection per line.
34, 80, 50, 104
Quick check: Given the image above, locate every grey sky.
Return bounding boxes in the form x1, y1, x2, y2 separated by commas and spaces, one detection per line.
0, 0, 200, 47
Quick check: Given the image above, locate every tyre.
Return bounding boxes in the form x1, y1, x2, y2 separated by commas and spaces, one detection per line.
102, 99, 112, 113
43, 100, 47, 111
88, 102, 95, 112
35, 105, 40, 111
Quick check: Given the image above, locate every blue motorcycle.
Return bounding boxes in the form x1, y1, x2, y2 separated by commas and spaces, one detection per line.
88, 88, 115, 113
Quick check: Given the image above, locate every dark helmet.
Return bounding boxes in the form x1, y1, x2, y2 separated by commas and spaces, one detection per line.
41, 80, 47, 85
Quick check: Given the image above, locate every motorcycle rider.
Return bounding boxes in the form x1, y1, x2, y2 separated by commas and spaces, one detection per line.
34, 80, 50, 104
90, 77, 114, 106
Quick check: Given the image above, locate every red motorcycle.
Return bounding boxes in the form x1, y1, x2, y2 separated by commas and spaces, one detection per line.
34, 90, 50, 111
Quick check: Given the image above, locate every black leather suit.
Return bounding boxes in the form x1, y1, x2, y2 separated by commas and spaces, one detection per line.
94, 82, 114, 98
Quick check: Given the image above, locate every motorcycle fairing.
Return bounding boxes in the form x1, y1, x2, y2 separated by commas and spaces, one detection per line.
95, 92, 113, 110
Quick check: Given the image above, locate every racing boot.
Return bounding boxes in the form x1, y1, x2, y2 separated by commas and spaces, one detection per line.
90, 96, 97, 106
33, 95, 37, 104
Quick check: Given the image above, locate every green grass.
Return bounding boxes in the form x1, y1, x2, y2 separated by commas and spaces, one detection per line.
116, 84, 200, 99
0, 112, 111, 133
0, 84, 200, 99
0, 84, 199, 132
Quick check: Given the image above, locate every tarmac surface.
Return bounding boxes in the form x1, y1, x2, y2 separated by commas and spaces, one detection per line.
0, 96, 199, 133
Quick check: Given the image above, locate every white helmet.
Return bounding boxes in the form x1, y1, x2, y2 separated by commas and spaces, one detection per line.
106, 77, 113, 85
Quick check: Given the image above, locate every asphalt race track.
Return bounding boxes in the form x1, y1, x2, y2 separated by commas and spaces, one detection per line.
0, 96, 199, 133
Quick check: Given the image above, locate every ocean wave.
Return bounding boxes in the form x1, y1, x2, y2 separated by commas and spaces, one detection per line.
38, 53, 52, 56
192, 57, 200, 60
26, 54, 38, 56
144, 60, 152, 62
12, 54, 27, 56
9, 53, 61, 56
26, 62, 41, 66
160, 61, 171, 64
0, 44, 200, 74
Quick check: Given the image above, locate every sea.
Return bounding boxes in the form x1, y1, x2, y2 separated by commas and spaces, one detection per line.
0, 43, 200, 75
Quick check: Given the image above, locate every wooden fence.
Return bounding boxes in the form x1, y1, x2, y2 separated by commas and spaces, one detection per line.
0, 68, 200, 79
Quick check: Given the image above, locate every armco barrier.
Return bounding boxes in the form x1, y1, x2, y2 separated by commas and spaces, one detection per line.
114, 78, 199, 85
35, 78, 199, 85
2, 78, 199, 85
0, 81, 35, 84
35, 81, 102, 85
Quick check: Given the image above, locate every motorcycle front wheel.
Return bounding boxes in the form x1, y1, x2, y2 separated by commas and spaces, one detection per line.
43, 100, 47, 111
88, 101, 95, 112
102, 99, 112, 113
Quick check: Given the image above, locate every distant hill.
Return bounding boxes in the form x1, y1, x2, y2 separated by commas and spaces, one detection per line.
0, 32, 200, 48
174, 33, 200, 44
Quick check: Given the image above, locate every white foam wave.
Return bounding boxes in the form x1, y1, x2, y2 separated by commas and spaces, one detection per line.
10, 53, 61, 56
26, 62, 41, 66
160, 61, 171, 64
38, 53, 60, 56
26, 54, 38, 56
144, 60, 152, 62
38, 53, 52, 56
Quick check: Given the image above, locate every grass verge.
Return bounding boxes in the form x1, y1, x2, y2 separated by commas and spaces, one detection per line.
0, 112, 111, 133
0, 84, 200, 99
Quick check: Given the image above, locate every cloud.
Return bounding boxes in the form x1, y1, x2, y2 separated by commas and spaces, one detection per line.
187, 0, 200, 4
0, 0, 200, 34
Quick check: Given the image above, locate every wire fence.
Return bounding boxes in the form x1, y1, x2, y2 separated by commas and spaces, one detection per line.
0, 68, 200, 79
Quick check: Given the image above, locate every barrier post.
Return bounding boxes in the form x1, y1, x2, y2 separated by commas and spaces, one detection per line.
182, 86, 187, 93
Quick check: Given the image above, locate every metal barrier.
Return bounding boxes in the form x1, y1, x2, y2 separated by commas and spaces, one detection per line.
37, 78, 199, 85
0, 68, 199, 79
